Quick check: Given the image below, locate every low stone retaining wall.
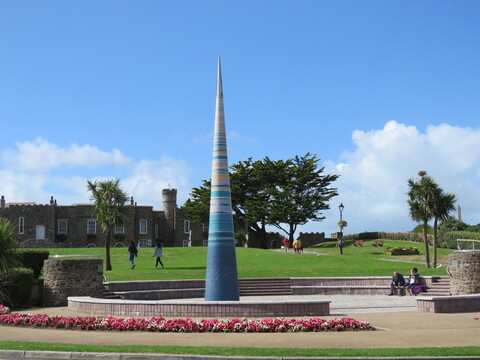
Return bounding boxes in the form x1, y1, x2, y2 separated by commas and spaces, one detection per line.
68, 297, 331, 317
44, 259, 103, 306
417, 294, 480, 313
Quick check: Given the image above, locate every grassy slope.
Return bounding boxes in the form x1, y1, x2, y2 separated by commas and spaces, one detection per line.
44, 239, 451, 281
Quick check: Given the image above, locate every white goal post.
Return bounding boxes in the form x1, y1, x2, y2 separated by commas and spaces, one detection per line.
456, 239, 480, 250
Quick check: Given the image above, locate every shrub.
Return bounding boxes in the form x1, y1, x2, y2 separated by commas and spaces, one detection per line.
443, 231, 480, 249
343, 232, 432, 244
387, 247, 420, 256
3, 267, 34, 307
16, 249, 49, 279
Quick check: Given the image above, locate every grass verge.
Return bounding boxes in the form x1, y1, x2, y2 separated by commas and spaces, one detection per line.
0, 341, 479, 357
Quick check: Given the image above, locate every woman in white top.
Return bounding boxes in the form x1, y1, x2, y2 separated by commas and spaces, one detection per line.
153, 240, 165, 269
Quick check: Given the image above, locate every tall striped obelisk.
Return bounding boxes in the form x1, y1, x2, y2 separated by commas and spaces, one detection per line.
204, 56, 239, 301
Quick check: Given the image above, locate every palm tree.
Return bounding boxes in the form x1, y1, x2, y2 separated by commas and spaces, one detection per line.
0, 218, 22, 304
432, 189, 456, 268
87, 179, 128, 271
407, 171, 438, 268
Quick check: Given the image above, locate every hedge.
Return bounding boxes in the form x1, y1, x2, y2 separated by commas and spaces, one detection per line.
3, 267, 34, 307
343, 231, 433, 244
443, 231, 480, 249
16, 249, 49, 279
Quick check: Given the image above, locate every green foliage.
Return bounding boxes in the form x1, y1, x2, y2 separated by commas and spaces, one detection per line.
0, 218, 21, 276
183, 153, 339, 248
0, 217, 22, 305
344, 231, 430, 244
16, 249, 49, 279
3, 267, 34, 307
443, 231, 480, 249
412, 224, 433, 234
387, 247, 420, 255
234, 232, 246, 247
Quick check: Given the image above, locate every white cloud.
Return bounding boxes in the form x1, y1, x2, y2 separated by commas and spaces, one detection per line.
1, 137, 130, 172
299, 121, 480, 236
0, 139, 192, 210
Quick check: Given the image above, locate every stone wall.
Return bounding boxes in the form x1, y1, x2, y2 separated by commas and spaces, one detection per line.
448, 250, 480, 295
43, 259, 104, 306
298, 232, 327, 248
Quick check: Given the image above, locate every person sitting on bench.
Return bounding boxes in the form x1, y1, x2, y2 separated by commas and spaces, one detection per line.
389, 271, 406, 296
405, 267, 421, 295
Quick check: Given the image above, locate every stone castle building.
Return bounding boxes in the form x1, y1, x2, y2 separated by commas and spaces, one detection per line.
0, 189, 208, 248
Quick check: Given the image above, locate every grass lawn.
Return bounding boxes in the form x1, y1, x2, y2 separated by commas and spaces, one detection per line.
43, 239, 452, 281
0, 341, 479, 358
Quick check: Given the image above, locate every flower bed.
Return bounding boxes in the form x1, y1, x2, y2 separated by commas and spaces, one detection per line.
0, 305, 375, 332
386, 247, 420, 255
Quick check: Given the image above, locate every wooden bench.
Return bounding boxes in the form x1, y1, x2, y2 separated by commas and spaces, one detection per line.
372, 239, 384, 247
353, 240, 364, 247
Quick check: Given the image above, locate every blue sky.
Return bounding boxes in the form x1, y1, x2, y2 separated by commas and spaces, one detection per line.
1, 1, 480, 236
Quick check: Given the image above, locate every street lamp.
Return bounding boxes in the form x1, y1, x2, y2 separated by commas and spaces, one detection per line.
338, 203, 344, 221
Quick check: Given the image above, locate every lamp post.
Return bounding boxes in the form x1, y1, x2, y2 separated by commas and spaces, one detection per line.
337, 203, 345, 255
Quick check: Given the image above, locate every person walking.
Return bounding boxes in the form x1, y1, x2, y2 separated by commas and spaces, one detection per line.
128, 241, 138, 269
283, 237, 289, 253
153, 240, 165, 269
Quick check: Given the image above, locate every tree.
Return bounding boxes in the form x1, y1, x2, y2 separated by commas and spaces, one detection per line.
267, 153, 339, 244
87, 179, 128, 271
0, 218, 21, 304
183, 153, 339, 248
431, 189, 456, 268
407, 171, 456, 269
407, 171, 437, 268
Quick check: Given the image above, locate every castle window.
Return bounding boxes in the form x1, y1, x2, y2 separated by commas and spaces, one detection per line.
139, 220, 147, 234
203, 222, 209, 233
87, 219, 96, 235
18, 217, 24, 235
184, 220, 190, 234
115, 226, 124, 235
58, 220, 68, 235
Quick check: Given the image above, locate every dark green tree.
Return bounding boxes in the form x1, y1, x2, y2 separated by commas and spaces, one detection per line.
182, 153, 339, 248
267, 153, 339, 244
87, 179, 129, 271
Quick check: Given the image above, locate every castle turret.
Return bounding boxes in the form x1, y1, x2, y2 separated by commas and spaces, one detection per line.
1, 195, 5, 208
162, 188, 177, 220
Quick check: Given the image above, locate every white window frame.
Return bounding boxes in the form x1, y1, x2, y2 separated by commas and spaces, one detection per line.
18, 217, 24, 235
87, 219, 97, 235
115, 225, 124, 235
139, 219, 148, 235
184, 220, 190, 234
58, 219, 68, 235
